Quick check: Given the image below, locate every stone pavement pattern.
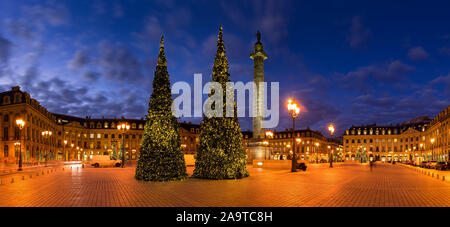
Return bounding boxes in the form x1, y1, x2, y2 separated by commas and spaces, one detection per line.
1, 163, 450, 207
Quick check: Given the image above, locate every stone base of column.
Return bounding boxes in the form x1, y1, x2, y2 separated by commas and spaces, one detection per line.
246, 139, 269, 164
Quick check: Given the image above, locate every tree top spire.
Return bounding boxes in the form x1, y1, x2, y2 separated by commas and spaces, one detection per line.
157, 35, 167, 66
212, 25, 228, 78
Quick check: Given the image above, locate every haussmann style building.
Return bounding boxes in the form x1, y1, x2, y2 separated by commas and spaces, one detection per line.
343, 106, 450, 162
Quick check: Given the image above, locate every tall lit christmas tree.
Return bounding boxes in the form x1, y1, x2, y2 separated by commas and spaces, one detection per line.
135, 36, 187, 181
193, 26, 249, 179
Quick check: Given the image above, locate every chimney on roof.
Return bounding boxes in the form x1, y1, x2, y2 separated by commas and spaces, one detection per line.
11, 86, 20, 91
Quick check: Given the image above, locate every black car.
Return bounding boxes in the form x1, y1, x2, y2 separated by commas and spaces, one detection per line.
296, 163, 307, 171
420, 161, 428, 168
435, 162, 450, 171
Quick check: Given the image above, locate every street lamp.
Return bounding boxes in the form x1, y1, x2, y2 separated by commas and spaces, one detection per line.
328, 123, 335, 168
71, 143, 74, 160
430, 138, 435, 161
15, 119, 25, 171
287, 99, 301, 172
315, 142, 319, 163
41, 130, 52, 167
117, 122, 130, 168
265, 131, 274, 139
63, 140, 68, 161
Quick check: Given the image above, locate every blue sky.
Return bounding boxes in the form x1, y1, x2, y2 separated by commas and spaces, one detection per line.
0, 0, 449, 136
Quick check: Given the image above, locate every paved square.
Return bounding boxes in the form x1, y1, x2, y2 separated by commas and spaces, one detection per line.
1, 162, 450, 207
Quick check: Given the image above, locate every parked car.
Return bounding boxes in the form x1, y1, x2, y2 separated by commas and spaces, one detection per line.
426, 161, 437, 169
420, 161, 428, 168
91, 155, 122, 168
435, 162, 450, 171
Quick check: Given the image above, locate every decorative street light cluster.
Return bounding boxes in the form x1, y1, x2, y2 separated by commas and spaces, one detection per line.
328, 123, 335, 168
41, 130, 52, 167
287, 99, 301, 172
15, 119, 25, 171
117, 122, 130, 168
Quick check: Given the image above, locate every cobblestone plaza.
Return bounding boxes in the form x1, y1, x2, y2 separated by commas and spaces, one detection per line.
1, 163, 450, 207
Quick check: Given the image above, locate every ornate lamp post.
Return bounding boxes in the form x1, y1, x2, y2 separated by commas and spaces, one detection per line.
41, 130, 52, 167
296, 138, 302, 160
70, 143, 74, 160
117, 123, 130, 168
287, 99, 301, 172
15, 119, 25, 171
430, 138, 435, 161
315, 142, 319, 163
63, 140, 68, 161
265, 131, 273, 160
328, 123, 335, 168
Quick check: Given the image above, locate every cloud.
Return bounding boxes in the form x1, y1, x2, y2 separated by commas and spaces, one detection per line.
98, 40, 143, 82
220, 0, 292, 46
134, 17, 163, 43
0, 35, 12, 64
429, 74, 450, 96
113, 2, 124, 18
346, 16, 370, 50
407, 46, 429, 61
82, 71, 100, 81
68, 50, 91, 69
24, 2, 69, 26
337, 60, 414, 91
439, 46, 450, 56
4, 19, 34, 40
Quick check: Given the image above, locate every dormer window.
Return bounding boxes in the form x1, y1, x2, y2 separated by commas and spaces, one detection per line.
14, 93, 22, 103
3, 96, 11, 105
132, 123, 136, 129
104, 122, 108, 128
97, 122, 102, 128
138, 124, 143, 129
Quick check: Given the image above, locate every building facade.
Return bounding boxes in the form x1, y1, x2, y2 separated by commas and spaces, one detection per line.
343, 106, 450, 162
243, 127, 343, 163
0, 86, 200, 164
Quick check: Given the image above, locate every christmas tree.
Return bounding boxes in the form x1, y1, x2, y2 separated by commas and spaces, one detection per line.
135, 36, 187, 181
193, 26, 249, 179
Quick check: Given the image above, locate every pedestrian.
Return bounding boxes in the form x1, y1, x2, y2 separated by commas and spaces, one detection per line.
370, 161, 373, 172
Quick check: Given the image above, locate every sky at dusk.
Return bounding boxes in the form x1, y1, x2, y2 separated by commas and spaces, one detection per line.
0, 0, 449, 136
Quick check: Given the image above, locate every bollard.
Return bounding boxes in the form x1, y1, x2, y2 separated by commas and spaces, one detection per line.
22, 176, 25, 180
36, 172, 39, 176
30, 174, 32, 179
11, 178, 14, 183
443, 176, 446, 181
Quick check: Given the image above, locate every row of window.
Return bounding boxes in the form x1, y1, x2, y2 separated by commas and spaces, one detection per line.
346, 137, 423, 144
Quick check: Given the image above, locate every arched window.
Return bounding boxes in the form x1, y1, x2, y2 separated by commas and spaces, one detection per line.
132, 123, 136, 129
3, 114, 9, 122
97, 122, 102, 128
3, 145, 8, 157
